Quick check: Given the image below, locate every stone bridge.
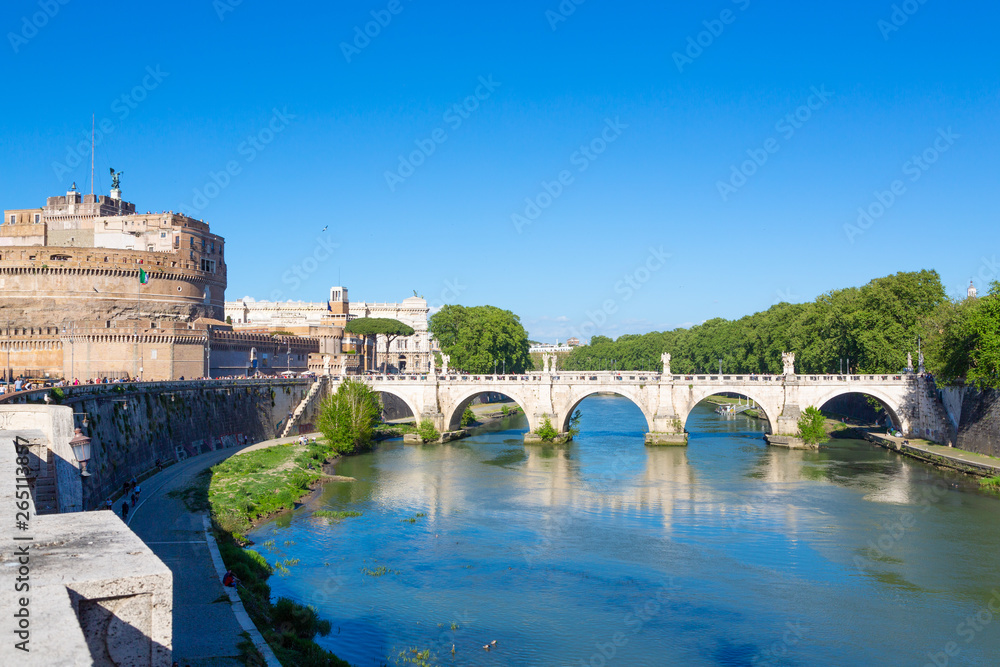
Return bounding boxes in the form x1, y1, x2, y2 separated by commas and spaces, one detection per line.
338, 369, 953, 446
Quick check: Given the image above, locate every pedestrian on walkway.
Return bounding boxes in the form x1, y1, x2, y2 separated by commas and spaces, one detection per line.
105, 497, 113, 511
121, 500, 129, 521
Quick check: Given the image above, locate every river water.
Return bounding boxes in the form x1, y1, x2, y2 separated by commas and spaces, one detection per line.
250, 396, 1000, 666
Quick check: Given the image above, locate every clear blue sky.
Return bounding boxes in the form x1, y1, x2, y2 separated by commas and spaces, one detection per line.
3, 1, 997, 341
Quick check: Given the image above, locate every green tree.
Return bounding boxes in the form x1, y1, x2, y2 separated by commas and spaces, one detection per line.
316, 379, 382, 455
797, 406, 827, 445
417, 420, 440, 443
429, 305, 532, 374
461, 407, 476, 427
535, 415, 558, 442
965, 282, 1000, 388
345, 318, 415, 373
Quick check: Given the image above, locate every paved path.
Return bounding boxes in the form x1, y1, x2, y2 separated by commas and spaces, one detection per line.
115, 433, 319, 665
870, 432, 1000, 475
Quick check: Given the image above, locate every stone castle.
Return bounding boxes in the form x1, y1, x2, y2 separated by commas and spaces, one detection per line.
1, 184, 315, 380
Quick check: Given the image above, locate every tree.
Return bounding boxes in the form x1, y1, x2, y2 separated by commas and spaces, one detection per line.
317, 379, 382, 454
797, 406, 827, 445
429, 305, 532, 374
345, 318, 415, 373
965, 281, 1000, 388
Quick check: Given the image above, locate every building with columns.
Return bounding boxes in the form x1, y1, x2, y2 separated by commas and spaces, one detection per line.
225, 287, 433, 374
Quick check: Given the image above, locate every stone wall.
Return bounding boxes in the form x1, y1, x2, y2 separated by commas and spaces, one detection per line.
1, 379, 309, 510
957, 387, 1000, 458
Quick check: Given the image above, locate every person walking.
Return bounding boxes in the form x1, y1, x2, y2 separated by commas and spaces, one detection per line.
121, 500, 129, 521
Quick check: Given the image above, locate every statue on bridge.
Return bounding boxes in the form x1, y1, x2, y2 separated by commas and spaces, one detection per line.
906, 352, 913, 373
322, 355, 331, 376
782, 351, 796, 376
441, 354, 450, 376
661, 352, 671, 376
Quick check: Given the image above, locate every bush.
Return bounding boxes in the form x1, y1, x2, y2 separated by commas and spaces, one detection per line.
317, 379, 382, 455
501, 405, 510, 416
417, 420, 439, 443
535, 415, 558, 442
797, 406, 827, 445
461, 407, 476, 427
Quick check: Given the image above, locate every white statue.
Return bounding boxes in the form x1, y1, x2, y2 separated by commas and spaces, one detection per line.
906, 352, 913, 373
441, 354, 450, 376
322, 355, 331, 376
661, 352, 671, 375
550, 354, 557, 372
918, 350, 925, 374
781, 351, 796, 376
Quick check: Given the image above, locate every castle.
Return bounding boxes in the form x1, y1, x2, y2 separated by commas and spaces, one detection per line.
1, 183, 315, 380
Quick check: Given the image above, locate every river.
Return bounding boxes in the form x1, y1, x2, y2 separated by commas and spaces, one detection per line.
249, 395, 1000, 666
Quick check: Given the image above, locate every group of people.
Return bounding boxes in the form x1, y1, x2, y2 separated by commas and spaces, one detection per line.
106, 476, 142, 521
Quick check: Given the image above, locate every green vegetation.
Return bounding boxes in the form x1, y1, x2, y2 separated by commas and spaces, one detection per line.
980, 476, 1000, 492
566, 409, 582, 438
316, 379, 382, 455
184, 472, 348, 666
461, 407, 476, 427
429, 304, 532, 373
345, 317, 415, 372
361, 565, 398, 576
923, 281, 1000, 388
564, 270, 957, 376
501, 405, 510, 416
417, 420, 440, 443
313, 510, 362, 522
209, 442, 327, 537
535, 415, 559, 442
797, 406, 828, 446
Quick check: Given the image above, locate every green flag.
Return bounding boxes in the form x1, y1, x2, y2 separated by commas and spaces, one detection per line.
139, 267, 148, 285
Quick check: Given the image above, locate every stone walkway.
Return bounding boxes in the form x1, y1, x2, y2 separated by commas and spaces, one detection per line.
112, 433, 318, 666
870, 432, 1000, 475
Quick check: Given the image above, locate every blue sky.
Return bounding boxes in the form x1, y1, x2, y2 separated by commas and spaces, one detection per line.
2, 1, 997, 341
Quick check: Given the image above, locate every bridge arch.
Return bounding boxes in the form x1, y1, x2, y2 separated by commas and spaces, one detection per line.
442, 387, 536, 432
373, 389, 421, 425
557, 387, 654, 433
812, 387, 906, 432
681, 387, 776, 433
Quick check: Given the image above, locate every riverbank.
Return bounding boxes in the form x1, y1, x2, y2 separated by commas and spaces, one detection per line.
866, 431, 1000, 478
195, 434, 352, 666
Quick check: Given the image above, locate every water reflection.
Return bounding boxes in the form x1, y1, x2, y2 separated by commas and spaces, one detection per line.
251, 396, 1000, 667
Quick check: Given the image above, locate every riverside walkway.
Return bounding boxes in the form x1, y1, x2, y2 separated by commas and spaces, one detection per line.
867, 432, 1000, 476
116, 432, 317, 666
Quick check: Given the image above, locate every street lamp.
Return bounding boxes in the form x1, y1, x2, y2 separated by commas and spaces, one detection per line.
68, 427, 92, 477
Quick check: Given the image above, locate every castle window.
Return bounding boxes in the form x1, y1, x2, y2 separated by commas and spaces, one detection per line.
160, 232, 167, 238
8, 215, 14, 224
33, 214, 40, 224
190, 237, 195, 248
148, 245, 154, 252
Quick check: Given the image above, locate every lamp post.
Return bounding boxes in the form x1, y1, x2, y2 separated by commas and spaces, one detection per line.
719, 358, 722, 375
68, 427, 92, 477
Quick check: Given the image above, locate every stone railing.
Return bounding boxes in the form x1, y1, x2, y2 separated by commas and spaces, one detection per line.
0, 377, 311, 406
0, 405, 172, 664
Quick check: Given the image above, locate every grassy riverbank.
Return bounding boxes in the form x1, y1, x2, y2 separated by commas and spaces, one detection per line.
189, 437, 350, 666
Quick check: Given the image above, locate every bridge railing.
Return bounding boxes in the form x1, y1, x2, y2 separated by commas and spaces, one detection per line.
333, 372, 917, 385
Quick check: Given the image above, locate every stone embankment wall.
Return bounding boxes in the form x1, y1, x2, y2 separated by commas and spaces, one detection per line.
2, 379, 309, 509
956, 387, 1000, 458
